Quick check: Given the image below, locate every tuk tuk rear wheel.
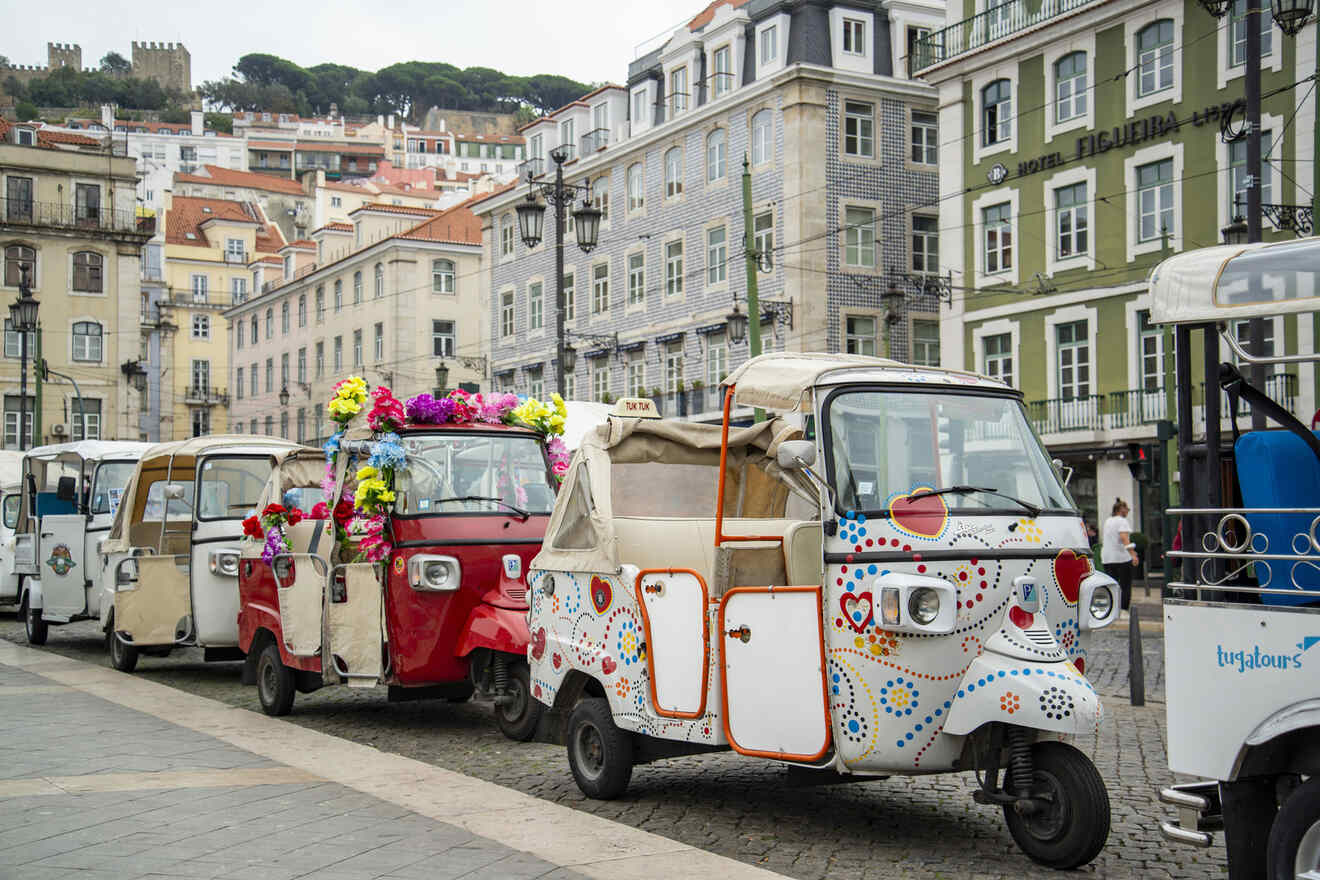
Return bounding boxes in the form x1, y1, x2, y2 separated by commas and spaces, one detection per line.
256, 643, 296, 716
1003, 741, 1110, 869
494, 659, 542, 741
566, 697, 633, 800
21, 595, 47, 646
1267, 776, 1320, 880
106, 613, 139, 673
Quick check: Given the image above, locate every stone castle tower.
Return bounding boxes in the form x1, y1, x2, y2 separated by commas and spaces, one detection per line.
46, 42, 82, 70
131, 42, 191, 95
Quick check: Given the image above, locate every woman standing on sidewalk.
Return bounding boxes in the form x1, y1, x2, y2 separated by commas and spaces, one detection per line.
1101, 498, 1139, 615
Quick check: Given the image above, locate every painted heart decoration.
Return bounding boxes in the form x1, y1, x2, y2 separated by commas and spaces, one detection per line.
1008, 605, 1035, 630
840, 591, 874, 633
552, 652, 562, 670
888, 488, 949, 540
602, 655, 617, 675
1053, 549, 1091, 605
590, 576, 613, 614
530, 627, 546, 661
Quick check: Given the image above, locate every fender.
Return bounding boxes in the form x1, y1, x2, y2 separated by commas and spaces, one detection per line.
23, 577, 41, 610
942, 653, 1103, 737
1244, 697, 1320, 748
456, 603, 529, 658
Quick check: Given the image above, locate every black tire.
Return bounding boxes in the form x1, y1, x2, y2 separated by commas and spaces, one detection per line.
566, 696, 633, 800
256, 643, 296, 717
1003, 740, 1110, 869
1267, 776, 1320, 880
494, 659, 543, 741
21, 594, 47, 646
106, 612, 139, 673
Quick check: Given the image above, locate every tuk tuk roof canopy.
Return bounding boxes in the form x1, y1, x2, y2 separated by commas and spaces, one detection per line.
23, 440, 154, 467
722, 353, 1002, 412
1149, 236, 1320, 325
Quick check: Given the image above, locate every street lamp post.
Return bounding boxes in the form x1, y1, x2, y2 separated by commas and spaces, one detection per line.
516, 149, 602, 397
10, 267, 39, 451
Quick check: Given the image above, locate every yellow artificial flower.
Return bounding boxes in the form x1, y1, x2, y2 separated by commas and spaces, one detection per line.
356, 465, 377, 481
548, 414, 566, 432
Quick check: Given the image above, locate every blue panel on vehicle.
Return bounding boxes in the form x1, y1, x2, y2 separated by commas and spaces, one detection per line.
35, 492, 75, 517
1235, 429, 1320, 606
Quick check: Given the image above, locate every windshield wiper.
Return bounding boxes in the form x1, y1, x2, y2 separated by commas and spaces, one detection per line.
908, 486, 1042, 518
432, 496, 530, 521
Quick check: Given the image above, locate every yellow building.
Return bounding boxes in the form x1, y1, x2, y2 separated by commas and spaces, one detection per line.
160, 195, 285, 437
0, 120, 152, 447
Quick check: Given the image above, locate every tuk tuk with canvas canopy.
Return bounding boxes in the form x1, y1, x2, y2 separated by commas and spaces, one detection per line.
1148, 236, 1320, 880
102, 435, 300, 672
0, 449, 27, 606
13, 440, 152, 644
528, 353, 1121, 869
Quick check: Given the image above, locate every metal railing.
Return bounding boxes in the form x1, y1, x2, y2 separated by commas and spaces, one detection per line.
709, 71, 737, 99
581, 128, 609, 154
1, 197, 148, 235
517, 157, 544, 179
1196, 372, 1298, 419
910, 0, 1100, 74
1166, 507, 1320, 601
224, 251, 247, 264
1106, 388, 1168, 429
667, 91, 692, 120
1028, 394, 1102, 434
184, 387, 229, 407
557, 143, 577, 163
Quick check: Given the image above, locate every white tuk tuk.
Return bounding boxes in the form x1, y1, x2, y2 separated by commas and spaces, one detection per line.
0, 449, 26, 606
1151, 237, 1320, 880
528, 358, 1121, 869
101, 435, 300, 672
14, 441, 152, 644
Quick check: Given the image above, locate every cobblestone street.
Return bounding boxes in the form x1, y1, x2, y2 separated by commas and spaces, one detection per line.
0, 615, 1220, 879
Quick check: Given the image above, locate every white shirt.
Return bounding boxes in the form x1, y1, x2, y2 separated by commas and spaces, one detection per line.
1101, 515, 1134, 564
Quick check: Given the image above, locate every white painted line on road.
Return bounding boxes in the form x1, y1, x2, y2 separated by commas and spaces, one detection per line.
0, 766, 320, 797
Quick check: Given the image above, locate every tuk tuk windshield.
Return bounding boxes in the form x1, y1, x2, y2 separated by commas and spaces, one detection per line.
825, 389, 1075, 516
197, 456, 276, 521
396, 433, 555, 515
89, 461, 136, 515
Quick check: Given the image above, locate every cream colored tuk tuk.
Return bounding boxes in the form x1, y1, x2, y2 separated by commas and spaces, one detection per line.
102, 435, 300, 672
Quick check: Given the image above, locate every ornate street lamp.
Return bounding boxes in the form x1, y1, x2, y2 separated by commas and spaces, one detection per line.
121, 359, 148, 393
434, 362, 449, 396
883, 282, 906, 325
10, 267, 38, 450
278, 385, 290, 407
561, 343, 577, 375
726, 302, 749, 345
515, 193, 546, 250
1197, 0, 1232, 16
1222, 216, 1250, 245
1273, 0, 1315, 34
572, 199, 602, 254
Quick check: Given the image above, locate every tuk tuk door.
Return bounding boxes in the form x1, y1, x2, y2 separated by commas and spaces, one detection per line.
190, 454, 267, 646
717, 586, 830, 761
38, 514, 88, 619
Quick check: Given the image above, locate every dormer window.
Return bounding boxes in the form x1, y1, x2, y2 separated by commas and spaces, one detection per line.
713, 46, 733, 98
842, 18, 866, 54
185, 232, 197, 240
759, 25, 778, 67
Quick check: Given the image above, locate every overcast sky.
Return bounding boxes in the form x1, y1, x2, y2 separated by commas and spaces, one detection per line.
4, 0, 704, 86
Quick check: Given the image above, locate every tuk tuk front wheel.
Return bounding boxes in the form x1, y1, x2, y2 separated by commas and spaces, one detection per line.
106, 613, 139, 673
566, 697, 633, 800
256, 643, 296, 716
21, 595, 47, 646
494, 659, 542, 741
1267, 776, 1320, 880
1003, 741, 1110, 869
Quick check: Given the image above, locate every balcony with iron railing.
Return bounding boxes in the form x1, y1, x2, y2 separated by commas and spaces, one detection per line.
909, 0, 1100, 74
184, 386, 230, 407
517, 156, 544, 179
223, 251, 247, 264
708, 71, 737, 101
1, 197, 152, 237
1195, 372, 1299, 424
666, 92, 692, 121
581, 128, 609, 154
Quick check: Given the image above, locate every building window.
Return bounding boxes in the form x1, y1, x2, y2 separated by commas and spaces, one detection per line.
1230, 0, 1273, 66
72, 399, 101, 441
71, 251, 103, 292
843, 101, 874, 159
265, 307, 274, 339
432, 320, 455, 357
592, 264, 609, 315
225, 237, 244, 261
563, 272, 576, 322
665, 240, 684, 296
374, 262, 384, 298
563, 372, 576, 400
1136, 158, 1174, 242
279, 410, 289, 439
664, 342, 684, 394
191, 274, 208, 302
265, 415, 273, 436
236, 367, 244, 399
501, 291, 515, 338
713, 45, 733, 97
331, 196, 342, 208
297, 347, 307, 383
74, 183, 100, 224
192, 313, 211, 339
501, 214, 514, 257
759, 24, 778, 66
911, 319, 940, 366
1057, 320, 1090, 400
231, 277, 247, 304
3, 245, 34, 287
5, 177, 33, 223
352, 329, 362, 367
332, 337, 343, 372
281, 301, 290, 333
315, 342, 324, 378
3, 395, 33, 448
373, 323, 384, 362
706, 333, 728, 387
72, 321, 102, 362
193, 359, 211, 394
527, 367, 544, 400
982, 79, 1012, 147
1138, 310, 1163, 391
529, 282, 544, 331
844, 207, 876, 268
706, 129, 726, 182
628, 254, 645, 306
911, 111, 937, 165
707, 226, 727, 285
983, 333, 1013, 385
751, 110, 772, 165
315, 286, 325, 321
352, 270, 362, 304
297, 294, 307, 327
433, 259, 455, 293
250, 362, 259, 396
1055, 52, 1087, 123
236, 321, 244, 349
593, 361, 610, 402
754, 211, 774, 260
912, 216, 938, 273
983, 202, 1013, 273
842, 17, 867, 54
845, 316, 877, 356
1055, 182, 1089, 259
592, 177, 609, 220
627, 163, 644, 212
1229, 132, 1273, 217
334, 279, 342, 312
669, 66, 689, 116
296, 408, 306, 443
1136, 20, 1174, 97
664, 148, 683, 199
632, 89, 648, 128
280, 352, 289, 387
265, 357, 274, 392
627, 352, 646, 398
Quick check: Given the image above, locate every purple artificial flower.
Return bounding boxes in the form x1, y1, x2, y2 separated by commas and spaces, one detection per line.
405, 393, 447, 424
260, 527, 285, 564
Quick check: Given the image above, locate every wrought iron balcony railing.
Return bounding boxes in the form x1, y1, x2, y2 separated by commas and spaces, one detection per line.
910, 0, 1100, 74
581, 128, 609, 155
1, 197, 150, 236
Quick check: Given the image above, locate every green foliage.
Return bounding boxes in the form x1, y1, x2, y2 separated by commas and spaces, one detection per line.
158, 106, 189, 124
99, 51, 131, 75
203, 112, 233, 134
6, 66, 180, 110
15, 100, 38, 121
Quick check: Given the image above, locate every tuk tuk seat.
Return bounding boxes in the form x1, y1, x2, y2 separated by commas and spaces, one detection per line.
1234, 428, 1320, 606
284, 519, 332, 562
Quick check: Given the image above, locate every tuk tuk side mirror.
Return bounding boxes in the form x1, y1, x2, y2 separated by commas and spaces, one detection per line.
2, 496, 18, 530
163, 483, 187, 501
1052, 458, 1074, 488
777, 440, 817, 470
56, 476, 77, 503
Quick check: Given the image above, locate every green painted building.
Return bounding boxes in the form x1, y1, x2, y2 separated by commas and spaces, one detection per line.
914, 0, 1317, 538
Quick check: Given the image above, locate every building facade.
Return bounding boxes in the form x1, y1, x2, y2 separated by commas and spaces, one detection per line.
474, 0, 943, 417
917, 0, 1317, 533
0, 121, 152, 447
224, 202, 482, 444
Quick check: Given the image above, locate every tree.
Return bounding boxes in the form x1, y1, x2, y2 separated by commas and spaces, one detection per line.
15, 100, 38, 121
0, 56, 10, 68
204, 112, 233, 134
100, 51, 131, 75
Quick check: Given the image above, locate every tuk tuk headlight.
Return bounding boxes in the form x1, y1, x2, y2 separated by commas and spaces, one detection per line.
1088, 585, 1113, 620
1079, 570, 1119, 629
208, 549, 240, 577
408, 555, 461, 592
908, 587, 941, 625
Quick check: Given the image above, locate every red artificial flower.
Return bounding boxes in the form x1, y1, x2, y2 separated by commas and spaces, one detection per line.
333, 498, 355, 526
287, 508, 303, 526
261, 503, 287, 518
242, 515, 264, 539
309, 502, 330, 520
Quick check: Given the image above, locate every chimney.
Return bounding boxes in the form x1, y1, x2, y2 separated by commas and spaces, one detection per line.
190, 110, 203, 136
100, 104, 114, 129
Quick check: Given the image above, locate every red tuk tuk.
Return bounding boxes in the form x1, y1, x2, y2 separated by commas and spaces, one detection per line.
238, 383, 566, 740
